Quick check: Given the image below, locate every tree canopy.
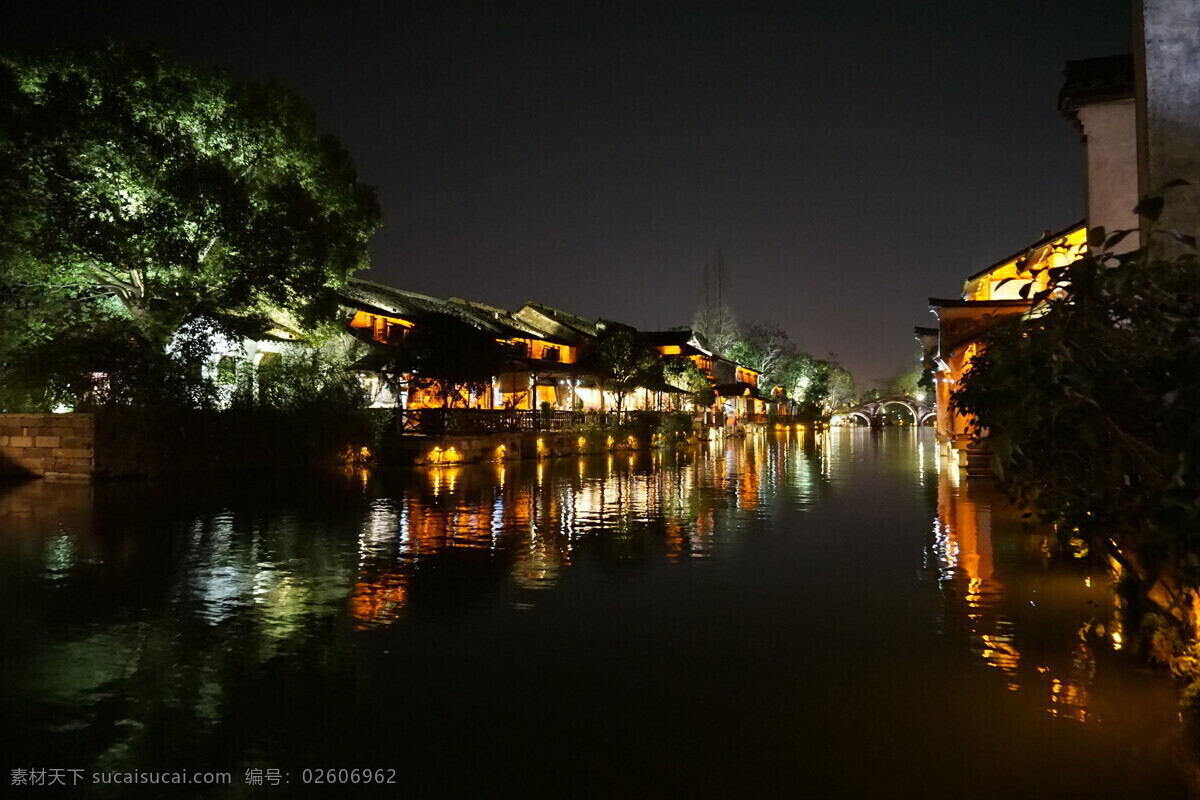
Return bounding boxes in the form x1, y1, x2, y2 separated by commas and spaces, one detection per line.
724, 323, 854, 412
587, 326, 663, 412
0, 42, 380, 344
393, 315, 502, 408
879, 361, 932, 400
664, 357, 714, 408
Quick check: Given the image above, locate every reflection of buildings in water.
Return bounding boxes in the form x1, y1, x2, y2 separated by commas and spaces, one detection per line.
175, 508, 365, 649
343, 434, 825, 618
42, 533, 78, 583
360, 498, 400, 557
932, 464, 1020, 691
931, 457, 1113, 719
514, 476, 572, 593
429, 465, 461, 497
788, 436, 818, 502
0, 479, 95, 541
347, 572, 408, 629
916, 439, 926, 487
690, 509, 715, 558
1108, 587, 1125, 652
512, 526, 566, 593
736, 439, 762, 510
1048, 627, 1095, 722
818, 430, 832, 481
185, 513, 255, 626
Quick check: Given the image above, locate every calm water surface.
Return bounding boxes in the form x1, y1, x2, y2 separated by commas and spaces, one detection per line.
0, 430, 1189, 797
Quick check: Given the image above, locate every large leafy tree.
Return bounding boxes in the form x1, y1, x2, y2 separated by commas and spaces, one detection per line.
664, 357, 714, 408
880, 360, 933, 399
587, 326, 663, 413
0, 42, 380, 346
724, 322, 852, 412
809, 359, 856, 412
726, 323, 798, 383
393, 315, 502, 408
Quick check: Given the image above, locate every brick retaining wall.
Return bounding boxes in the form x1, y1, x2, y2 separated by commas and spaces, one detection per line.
0, 413, 94, 479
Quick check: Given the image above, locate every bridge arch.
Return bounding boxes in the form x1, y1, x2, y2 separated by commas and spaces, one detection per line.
845, 411, 872, 427
840, 394, 934, 429
877, 399, 918, 423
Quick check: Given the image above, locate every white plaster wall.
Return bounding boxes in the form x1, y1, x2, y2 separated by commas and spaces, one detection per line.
1077, 100, 1139, 249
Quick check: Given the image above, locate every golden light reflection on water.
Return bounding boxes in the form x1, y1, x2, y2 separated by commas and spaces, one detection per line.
927, 445, 1131, 720
23, 433, 1145, 720
7, 431, 1188, 795
339, 435, 824, 622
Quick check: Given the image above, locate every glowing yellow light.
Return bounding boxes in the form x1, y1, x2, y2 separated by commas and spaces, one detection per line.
359, 446, 371, 459
578, 436, 586, 448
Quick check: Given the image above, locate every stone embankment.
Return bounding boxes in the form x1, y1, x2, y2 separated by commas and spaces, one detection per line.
0, 413, 94, 480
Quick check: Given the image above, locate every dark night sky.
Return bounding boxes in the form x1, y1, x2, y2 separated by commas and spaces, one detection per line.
4, 1, 1131, 385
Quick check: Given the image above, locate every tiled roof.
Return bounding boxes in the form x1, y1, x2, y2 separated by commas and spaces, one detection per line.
447, 298, 573, 345
340, 278, 450, 318
962, 220, 1085, 285
515, 302, 600, 338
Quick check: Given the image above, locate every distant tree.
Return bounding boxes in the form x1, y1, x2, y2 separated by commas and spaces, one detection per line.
727, 323, 799, 383
588, 327, 662, 413
724, 322, 855, 414
880, 362, 932, 398
691, 250, 739, 356
0, 42, 380, 362
812, 360, 857, 412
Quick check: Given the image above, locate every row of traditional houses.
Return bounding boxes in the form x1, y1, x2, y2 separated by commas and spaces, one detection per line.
334, 278, 799, 424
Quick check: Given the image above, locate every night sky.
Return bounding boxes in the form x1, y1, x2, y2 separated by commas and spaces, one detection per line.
4, 1, 1131, 385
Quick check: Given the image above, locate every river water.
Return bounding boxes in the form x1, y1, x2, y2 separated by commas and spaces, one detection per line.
0, 430, 1190, 797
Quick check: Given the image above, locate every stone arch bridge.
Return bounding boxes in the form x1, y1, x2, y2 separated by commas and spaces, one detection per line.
838, 394, 935, 429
